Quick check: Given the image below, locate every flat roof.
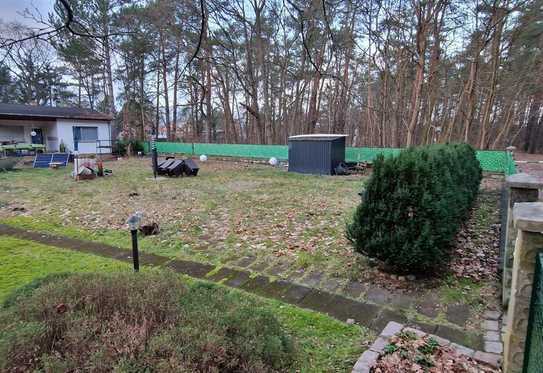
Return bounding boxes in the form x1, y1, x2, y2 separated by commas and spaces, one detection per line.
288, 134, 348, 141
0, 103, 112, 121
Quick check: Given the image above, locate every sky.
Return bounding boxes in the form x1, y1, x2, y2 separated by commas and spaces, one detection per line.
1, 0, 54, 27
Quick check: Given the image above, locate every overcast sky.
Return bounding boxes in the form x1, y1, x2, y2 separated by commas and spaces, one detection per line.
1, 0, 54, 26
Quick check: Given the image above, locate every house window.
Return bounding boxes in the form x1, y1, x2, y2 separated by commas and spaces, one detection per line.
75, 126, 98, 141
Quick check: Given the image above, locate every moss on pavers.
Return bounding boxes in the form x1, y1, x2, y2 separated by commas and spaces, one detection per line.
435, 324, 483, 350
298, 289, 336, 313
371, 308, 408, 332
279, 283, 312, 304
224, 271, 251, 288
323, 295, 381, 326
342, 281, 367, 299
165, 259, 214, 279
240, 275, 271, 295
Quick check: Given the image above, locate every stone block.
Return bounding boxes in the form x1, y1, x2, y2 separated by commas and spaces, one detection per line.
380, 321, 404, 338
483, 331, 501, 342
484, 341, 503, 354
473, 351, 501, 368
429, 334, 450, 347
483, 310, 501, 320
450, 343, 475, 358
369, 336, 388, 353
483, 320, 500, 331
403, 327, 426, 339
352, 350, 379, 373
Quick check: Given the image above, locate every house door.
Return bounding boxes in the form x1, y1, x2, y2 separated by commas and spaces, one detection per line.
73, 126, 81, 151
31, 128, 44, 144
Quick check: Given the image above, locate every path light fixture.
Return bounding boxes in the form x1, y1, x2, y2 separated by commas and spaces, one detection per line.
126, 212, 143, 272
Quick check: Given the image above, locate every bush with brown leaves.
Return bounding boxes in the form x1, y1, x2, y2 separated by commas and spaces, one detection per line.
0, 272, 295, 372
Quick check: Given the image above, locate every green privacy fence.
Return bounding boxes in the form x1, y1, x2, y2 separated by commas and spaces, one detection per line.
524, 253, 543, 372
145, 141, 516, 175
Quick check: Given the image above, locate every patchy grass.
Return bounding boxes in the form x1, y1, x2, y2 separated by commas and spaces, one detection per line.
0, 159, 503, 334
0, 236, 130, 301
0, 159, 364, 279
0, 236, 371, 372
439, 276, 484, 307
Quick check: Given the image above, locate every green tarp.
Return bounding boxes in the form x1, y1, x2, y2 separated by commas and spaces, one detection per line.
146, 141, 516, 175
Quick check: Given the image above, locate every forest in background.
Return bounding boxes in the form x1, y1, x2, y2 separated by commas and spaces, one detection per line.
0, 0, 542, 152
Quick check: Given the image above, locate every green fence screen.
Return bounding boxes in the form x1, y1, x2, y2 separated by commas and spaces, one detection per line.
524, 253, 543, 372
147, 141, 516, 175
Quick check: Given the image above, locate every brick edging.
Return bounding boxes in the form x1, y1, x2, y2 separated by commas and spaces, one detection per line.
352, 322, 502, 373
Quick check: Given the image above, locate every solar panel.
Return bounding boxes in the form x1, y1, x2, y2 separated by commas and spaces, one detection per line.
33, 153, 70, 168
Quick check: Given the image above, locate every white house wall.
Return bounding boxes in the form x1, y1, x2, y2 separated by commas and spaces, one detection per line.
55, 119, 111, 154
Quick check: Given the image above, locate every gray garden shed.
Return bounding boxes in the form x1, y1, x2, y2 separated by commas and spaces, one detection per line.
288, 134, 347, 175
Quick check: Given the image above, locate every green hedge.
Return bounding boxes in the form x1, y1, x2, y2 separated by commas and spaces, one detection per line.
346, 144, 482, 274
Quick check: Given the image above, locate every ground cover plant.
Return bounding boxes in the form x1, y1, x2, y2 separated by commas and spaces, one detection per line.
372, 331, 498, 372
0, 272, 294, 372
0, 236, 370, 372
347, 144, 482, 274
0, 158, 501, 335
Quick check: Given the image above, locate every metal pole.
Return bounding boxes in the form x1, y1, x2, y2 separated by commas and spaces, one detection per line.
151, 139, 158, 179
131, 229, 139, 272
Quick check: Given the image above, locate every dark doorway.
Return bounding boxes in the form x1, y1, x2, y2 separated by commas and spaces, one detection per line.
31, 128, 44, 144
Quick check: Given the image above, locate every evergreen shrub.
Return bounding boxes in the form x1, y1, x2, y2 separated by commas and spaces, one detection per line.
346, 143, 482, 274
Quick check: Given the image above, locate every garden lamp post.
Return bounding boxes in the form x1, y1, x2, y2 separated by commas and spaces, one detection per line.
126, 212, 143, 272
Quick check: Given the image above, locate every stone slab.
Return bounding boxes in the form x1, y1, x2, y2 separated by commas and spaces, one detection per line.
323, 295, 380, 326
369, 336, 388, 353
298, 289, 336, 313
366, 287, 393, 305
235, 256, 256, 268
483, 331, 501, 342
224, 271, 251, 288
483, 310, 501, 320
207, 267, 238, 281
506, 173, 543, 189
371, 309, 408, 332
473, 351, 501, 368
484, 341, 503, 354
380, 321, 404, 338
483, 320, 500, 331
446, 304, 471, 326
435, 325, 482, 350
239, 275, 271, 295
409, 321, 437, 335
352, 350, 379, 373
279, 283, 312, 304
513, 202, 543, 232
165, 259, 214, 279
343, 281, 367, 299
403, 326, 426, 338
321, 277, 343, 293
300, 271, 324, 287
450, 343, 475, 358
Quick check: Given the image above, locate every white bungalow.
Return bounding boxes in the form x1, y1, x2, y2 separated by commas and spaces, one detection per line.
0, 103, 113, 154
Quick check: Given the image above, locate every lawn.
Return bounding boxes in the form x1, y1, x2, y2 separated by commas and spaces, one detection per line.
0, 236, 372, 372
0, 158, 502, 335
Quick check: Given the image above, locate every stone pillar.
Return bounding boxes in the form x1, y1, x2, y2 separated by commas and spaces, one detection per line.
502, 174, 542, 308
503, 202, 543, 373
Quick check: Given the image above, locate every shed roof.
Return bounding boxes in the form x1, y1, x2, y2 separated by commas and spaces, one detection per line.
288, 134, 348, 141
0, 103, 112, 121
